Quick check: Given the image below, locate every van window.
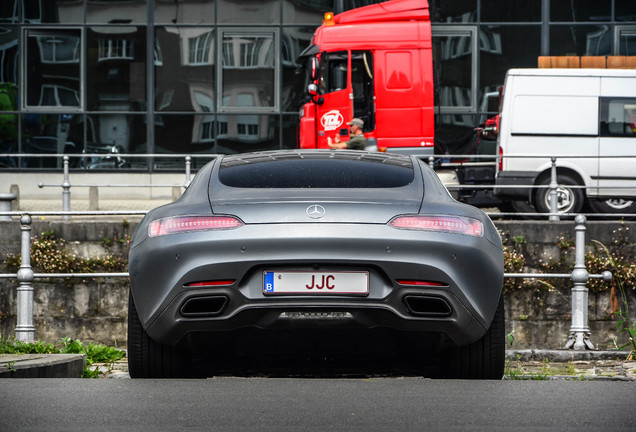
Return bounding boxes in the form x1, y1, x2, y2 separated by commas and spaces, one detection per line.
600, 98, 636, 137
511, 95, 598, 136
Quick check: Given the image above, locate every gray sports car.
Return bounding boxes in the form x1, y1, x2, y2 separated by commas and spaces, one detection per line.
128, 150, 504, 379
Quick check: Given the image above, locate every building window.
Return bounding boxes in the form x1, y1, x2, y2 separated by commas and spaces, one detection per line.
24, 28, 82, 109
219, 30, 278, 111
189, 31, 214, 65
98, 39, 135, 61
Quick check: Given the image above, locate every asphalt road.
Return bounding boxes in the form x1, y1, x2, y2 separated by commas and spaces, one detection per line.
1, 378, 635, 431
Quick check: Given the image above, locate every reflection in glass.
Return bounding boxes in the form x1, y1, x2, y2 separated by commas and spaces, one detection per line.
282, 27, 314, 112
550, 0, 611, 22
433, 32, 474, 109
215, 114, 277, 153
155, 27, 216, 112
155, 0, 215, 25
480, 25, 540, 95
221, 31, 275, 109
86, 113, 146, 168
0, 26, 19, 85
619, 30, 636, 55
550, 25, 611, 56
282, 0, 332, 25
25, 29, 81, 108
20, 113, 83, 168
87, 0, 147, 24
0, 91, 17, 167
616, 0, 636, 22
429, 0, 476, 23
217, 0, 279, 24
86, 27, 146, 111
481, 0, 541, 22
39, 1, 84, 24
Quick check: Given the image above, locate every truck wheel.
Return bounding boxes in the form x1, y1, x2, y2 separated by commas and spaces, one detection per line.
445, 294, 505, 379
128, 290, 196, 378
535, 174, 584, 214
588, 198, 636, 215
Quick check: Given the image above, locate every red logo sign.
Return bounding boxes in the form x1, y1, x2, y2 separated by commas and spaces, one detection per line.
320, 110, 343, 131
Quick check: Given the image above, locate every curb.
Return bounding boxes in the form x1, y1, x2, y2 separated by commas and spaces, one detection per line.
507, 349, 633, 362
0, 350, 633, 379
0, 354, 86, 378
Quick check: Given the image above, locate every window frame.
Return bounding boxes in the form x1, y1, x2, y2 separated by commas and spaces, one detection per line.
22, 27, 84, 112
217, 28, 280, 113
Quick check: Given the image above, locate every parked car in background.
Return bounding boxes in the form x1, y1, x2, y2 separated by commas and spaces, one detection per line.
128, 150, 505, 379
494, 68, 636, 214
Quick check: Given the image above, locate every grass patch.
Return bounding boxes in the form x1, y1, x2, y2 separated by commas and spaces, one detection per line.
0, 336, 125, 378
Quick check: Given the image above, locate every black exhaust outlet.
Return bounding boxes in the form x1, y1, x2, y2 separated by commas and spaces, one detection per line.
180, 295, 229, 317
403, 295, 452, 317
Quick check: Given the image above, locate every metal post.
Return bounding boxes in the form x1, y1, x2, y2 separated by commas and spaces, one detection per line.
15, 214, 35, 342
564, 215, 595, 350
185, 156, 192, 188
549, 157, 559, 221
428, 156, 434, 170
62, 155, 71, 220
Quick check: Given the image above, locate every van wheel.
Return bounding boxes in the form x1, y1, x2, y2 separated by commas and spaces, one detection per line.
588, 198, 636, 215
535, 174, 584, 214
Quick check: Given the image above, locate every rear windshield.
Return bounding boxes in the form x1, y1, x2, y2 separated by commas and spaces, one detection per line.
219, 151, 414, 188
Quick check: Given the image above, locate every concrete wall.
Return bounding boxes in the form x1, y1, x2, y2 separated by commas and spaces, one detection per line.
1, 219, 634, 350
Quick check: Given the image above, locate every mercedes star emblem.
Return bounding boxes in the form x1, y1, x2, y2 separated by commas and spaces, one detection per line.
306, 204, 326, 219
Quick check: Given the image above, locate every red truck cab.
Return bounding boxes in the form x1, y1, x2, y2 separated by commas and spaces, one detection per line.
298, 0, 435, 155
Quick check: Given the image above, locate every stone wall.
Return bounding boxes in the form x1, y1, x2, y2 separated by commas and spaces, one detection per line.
0, 218, 634, 350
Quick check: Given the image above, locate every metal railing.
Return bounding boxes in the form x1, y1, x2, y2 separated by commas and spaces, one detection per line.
4, 151, 635, 221
420, 153, 636, 221
0, 210, 612, 351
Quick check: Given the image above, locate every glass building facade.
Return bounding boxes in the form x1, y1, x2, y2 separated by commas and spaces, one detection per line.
0, 0, 634, 171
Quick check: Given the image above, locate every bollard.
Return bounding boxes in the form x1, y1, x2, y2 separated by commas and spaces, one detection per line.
185, 156, 192, 188
62, 155, 71, 220
0, 193, 17, 221
428, 156, 434, 170
548, 157, 559, 221
15, 214, 35, 342
564, 215, 594, 350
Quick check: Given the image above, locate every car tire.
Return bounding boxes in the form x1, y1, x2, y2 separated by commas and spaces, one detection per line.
588, 198, 636, 215
534, 174, 584, 214
445, 293, 505, 379
127, 290, 195, 378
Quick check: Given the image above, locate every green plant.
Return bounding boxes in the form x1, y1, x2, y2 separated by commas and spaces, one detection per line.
5, 231, 128, 275
592, 240, 636, 358
0, 336, 125, 378
512, 235, 526, 246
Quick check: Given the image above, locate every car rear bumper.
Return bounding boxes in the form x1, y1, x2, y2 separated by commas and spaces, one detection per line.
130, 223, 503, 348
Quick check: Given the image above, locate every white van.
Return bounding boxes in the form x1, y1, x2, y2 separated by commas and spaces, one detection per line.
494, 68, 636, 214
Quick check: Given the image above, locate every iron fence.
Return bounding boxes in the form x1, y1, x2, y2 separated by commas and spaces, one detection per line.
0, 210, 613, 351
2, 152, 635, 221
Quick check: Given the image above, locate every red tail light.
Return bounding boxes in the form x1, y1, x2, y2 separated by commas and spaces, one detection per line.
498, 145, 503, 171
149, 216, 243, 237
186, 280, 235, 287
389, 215, 483, 237
396, 280, 447, 287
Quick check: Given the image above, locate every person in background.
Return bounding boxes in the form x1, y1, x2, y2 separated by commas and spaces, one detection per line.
328, 118, 366, 150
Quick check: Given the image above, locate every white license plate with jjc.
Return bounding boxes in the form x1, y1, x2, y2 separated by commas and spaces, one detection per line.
263, 271, 369, 295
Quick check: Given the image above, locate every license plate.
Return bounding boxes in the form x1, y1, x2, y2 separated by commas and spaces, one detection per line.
263, 271, 369, 295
